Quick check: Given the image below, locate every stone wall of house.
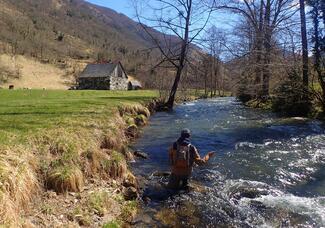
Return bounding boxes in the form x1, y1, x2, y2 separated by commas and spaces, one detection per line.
78, 77, 110, 90
110, 75, 128, 90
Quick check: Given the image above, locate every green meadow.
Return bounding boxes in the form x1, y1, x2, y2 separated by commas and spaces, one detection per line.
0, 90, 158, 144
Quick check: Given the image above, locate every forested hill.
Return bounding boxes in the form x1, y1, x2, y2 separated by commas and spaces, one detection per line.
0, 0, 168, 73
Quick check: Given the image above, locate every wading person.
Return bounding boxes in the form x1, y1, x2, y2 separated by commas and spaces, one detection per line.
167, 129, 215, 189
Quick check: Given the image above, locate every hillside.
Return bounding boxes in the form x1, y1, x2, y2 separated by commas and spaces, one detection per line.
0, 0, 169, 75
0, 54, 75, 89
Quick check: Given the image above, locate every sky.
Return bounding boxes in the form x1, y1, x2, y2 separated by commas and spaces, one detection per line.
86, 0, 134, 17
85, 0, 236, 30
85, 0, 238, 59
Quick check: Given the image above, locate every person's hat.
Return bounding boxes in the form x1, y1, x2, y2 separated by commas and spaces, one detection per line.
181, 128, 191, 138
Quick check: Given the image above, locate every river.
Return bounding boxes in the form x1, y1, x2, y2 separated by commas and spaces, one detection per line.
131, 97, 325, 227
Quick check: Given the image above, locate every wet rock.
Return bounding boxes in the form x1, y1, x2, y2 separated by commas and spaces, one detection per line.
123, 186, 138, 200
249, 200, 267, 210
233, 188, 268, 200
134, 151, 148, 159
226, 180, 276, 201
151, 171, 170, 177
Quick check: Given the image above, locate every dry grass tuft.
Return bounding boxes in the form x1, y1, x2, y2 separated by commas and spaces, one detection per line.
46, 165, 84, 193
119, 104, 151, 118
84, 149, 110, 178
0, 147, 39, 225
106, 151, 128, 180
84, 149, 128, 181
123, 171, 138, 188
101, 133, 121, 150
135, 106, 151, 118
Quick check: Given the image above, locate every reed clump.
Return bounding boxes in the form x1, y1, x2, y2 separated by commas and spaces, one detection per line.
0, 147, 39, 226
46, 165, 84, 193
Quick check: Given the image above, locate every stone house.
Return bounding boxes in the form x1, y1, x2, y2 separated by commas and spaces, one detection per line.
78, 62, 128, 90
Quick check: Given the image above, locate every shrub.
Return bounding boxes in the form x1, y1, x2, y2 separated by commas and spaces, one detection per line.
272, 69, 312, 117
237, 83, 253, 103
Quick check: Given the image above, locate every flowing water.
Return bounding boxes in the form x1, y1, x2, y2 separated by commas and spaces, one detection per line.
131, 97, 325, 227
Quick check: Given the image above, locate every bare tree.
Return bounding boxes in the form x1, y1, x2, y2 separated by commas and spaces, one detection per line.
204, 26, 226, 96
299, 0, 309, 88
216, 0, 299, 98
134, 0, 215, 109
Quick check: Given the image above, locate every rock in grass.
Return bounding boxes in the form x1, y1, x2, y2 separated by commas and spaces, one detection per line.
123, 186, 138, 201
133, 151, 148, 159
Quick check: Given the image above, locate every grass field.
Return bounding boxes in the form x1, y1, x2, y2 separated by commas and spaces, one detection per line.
0, 89, 158, 144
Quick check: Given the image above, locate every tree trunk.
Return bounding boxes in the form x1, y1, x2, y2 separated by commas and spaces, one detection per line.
299, 0, 309, 88
165, 1, 192, 109
254, 0, 264, 97
311, 0, 325, 110
262, 0, 271, 98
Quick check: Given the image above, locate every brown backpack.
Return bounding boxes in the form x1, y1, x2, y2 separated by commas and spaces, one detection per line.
174, 143, 190, 169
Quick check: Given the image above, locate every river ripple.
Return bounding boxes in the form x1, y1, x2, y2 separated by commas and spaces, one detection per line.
131, 97, 325, 227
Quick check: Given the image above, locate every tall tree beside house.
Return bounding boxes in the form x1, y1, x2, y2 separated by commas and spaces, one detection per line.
134, 0, 215, 109
299, 0, 309, 88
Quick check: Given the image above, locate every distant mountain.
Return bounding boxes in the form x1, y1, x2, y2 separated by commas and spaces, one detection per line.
0, 0, 177, 74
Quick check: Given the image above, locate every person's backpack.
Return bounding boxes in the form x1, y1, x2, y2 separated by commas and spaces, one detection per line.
174, 143, 190, 169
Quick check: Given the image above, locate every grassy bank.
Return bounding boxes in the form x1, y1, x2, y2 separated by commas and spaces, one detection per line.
244, 97, 324, 120
0, 90, 157, 144
0, 89, 158, 226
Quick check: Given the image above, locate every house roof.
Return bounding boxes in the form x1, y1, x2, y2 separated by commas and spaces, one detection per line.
130, 80, 142, 87
79, 63, 117, 78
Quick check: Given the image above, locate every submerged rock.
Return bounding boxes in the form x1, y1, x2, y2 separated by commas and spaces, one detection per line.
151, 171, 170, 177
134, 151, 148, 159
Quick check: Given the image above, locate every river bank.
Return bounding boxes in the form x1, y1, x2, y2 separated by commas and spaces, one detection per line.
244, 98, 325, 120
0, 89, 213, 227
0, 90, 160, 227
